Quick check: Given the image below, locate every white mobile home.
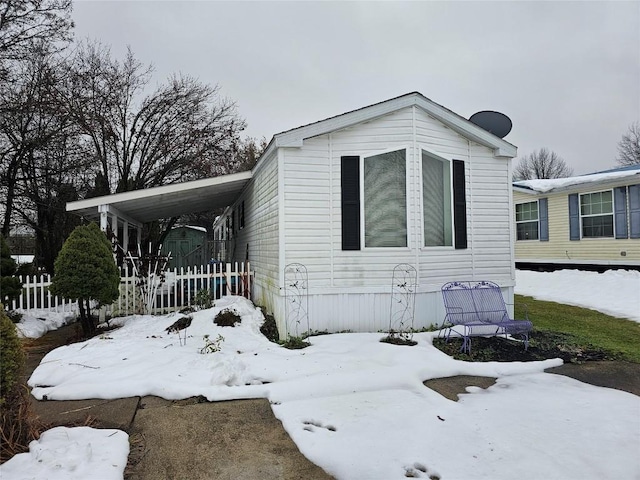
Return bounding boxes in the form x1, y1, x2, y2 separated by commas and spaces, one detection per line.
513, 165, 640, 270
213, 92, 519, 336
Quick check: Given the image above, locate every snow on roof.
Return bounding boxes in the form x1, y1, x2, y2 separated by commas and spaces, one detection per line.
514, 165, 640, 193
11, 255, 34, 264
173, 225, 207, 233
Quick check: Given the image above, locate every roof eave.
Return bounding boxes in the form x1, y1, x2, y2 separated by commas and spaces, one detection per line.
513, 170, 640, 195
272, 92, 517, 158
512, 185, 538, 194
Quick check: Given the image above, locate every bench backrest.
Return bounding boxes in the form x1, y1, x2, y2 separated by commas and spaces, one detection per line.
442, 281, 509, 325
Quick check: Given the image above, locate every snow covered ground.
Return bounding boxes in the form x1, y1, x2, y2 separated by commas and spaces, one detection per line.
515, 269, 640, 323
3, 270, 639, 479
0, 427, 128, 480
14, 309, 76, 339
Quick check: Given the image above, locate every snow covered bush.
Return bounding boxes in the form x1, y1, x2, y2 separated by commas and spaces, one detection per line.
194, 289, 213, 310
50, 223, 120, 337
214, 308, 241, 327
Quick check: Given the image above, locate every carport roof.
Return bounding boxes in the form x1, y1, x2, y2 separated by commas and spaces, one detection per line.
66, 171, 252, 224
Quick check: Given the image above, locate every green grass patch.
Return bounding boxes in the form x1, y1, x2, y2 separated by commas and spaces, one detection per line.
516, 294, 640, 363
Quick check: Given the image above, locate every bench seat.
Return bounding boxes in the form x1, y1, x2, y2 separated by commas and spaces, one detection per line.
441, 281, 533, 354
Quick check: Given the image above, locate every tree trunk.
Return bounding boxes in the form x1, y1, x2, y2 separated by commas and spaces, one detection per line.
77, 298, 95, 337
85, 298, 95, 336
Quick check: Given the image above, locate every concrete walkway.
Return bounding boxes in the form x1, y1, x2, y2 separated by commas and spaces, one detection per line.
22, 324, 331, 479
21, 323, 639, 479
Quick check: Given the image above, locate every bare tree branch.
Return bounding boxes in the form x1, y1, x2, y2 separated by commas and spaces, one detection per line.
0, 0, 73, 75
513, 148, 573, 180
616, 122, 640, 166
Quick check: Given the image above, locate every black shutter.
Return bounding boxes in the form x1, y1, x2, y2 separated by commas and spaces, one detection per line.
452, 160, 467, 249
341, 156, 360, 250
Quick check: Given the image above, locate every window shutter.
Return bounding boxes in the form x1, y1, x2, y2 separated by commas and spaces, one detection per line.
568, 193, 580, 241
539, 198, 549, 241
452, 160, 467, 249
629, 184, 640, 239
614, 187, 628, 239
341, 156, 361, 250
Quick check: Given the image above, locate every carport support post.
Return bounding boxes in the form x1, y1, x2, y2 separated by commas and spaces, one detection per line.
100, 207, 109, 233
98, 205, 115, 325
123, 220, 129, 254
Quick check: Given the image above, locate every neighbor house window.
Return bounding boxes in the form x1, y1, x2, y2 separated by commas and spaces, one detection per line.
580, 190, 613, 238
363, 149, 407, 247
422, 151, 452, 246
515, 201, 539, 240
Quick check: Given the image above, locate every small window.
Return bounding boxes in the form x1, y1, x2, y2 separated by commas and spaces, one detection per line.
363, 149, 407, 247
239, 201, 245, 229
580, 191, 613, 238
516, 201, 539, 240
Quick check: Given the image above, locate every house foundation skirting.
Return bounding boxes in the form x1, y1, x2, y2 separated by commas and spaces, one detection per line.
252, 280, 515, 340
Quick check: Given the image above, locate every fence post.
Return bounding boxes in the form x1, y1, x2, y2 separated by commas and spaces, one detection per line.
225, 263, 232, 296
246, 262, 252, 300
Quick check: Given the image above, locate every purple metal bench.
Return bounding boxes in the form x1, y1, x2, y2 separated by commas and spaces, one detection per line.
441, 281, 533, 354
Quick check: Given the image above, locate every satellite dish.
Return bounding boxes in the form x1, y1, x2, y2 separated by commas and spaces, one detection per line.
469, 111, 512, 138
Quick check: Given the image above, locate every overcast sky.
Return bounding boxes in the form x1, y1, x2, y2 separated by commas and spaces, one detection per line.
72, 1, 639, 175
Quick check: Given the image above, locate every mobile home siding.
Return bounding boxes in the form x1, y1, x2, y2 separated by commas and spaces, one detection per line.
465, 146, 513, 281
282, 137, 332, 287
278, 106, 515, 332
230, 152, 280, 310
514, 187, 640, 264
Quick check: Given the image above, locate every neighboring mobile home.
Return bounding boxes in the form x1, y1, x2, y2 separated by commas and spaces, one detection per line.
213, 92, 518, 336
513, 165, 640, 270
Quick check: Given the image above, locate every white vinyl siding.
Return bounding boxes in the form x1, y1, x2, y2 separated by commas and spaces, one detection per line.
282, 137, 332, 287
464, 145, 513, 281
269, 105, 516, 332
227, 152, 279, 309
279, 106, 513, 293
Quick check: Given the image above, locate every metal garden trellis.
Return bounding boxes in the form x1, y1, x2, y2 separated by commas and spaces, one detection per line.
284, 263, 309, 339
389, 263, 417, 341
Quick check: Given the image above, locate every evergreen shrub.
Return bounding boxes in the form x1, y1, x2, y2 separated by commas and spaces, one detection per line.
50, 223, 120, 336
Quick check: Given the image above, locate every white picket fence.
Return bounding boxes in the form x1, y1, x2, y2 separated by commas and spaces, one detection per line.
10, 262, 253, 317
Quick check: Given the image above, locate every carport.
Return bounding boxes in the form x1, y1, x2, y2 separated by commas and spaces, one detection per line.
66, 171, 252, 248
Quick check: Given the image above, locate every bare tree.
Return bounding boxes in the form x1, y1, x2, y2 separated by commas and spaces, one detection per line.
0, 49, 86, 271
167, 136, 268, 251
0, 0, 73, 79
59, 42, 246, 194
616, 122, 640, 166
513, 148, 573, 180
232, 136, 268, 173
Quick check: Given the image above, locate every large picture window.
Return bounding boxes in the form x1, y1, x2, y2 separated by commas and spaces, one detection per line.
422, 151, 452, 246
580, 190, 613, 238
515, 201, 539, 240
363, 149, 407, 247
